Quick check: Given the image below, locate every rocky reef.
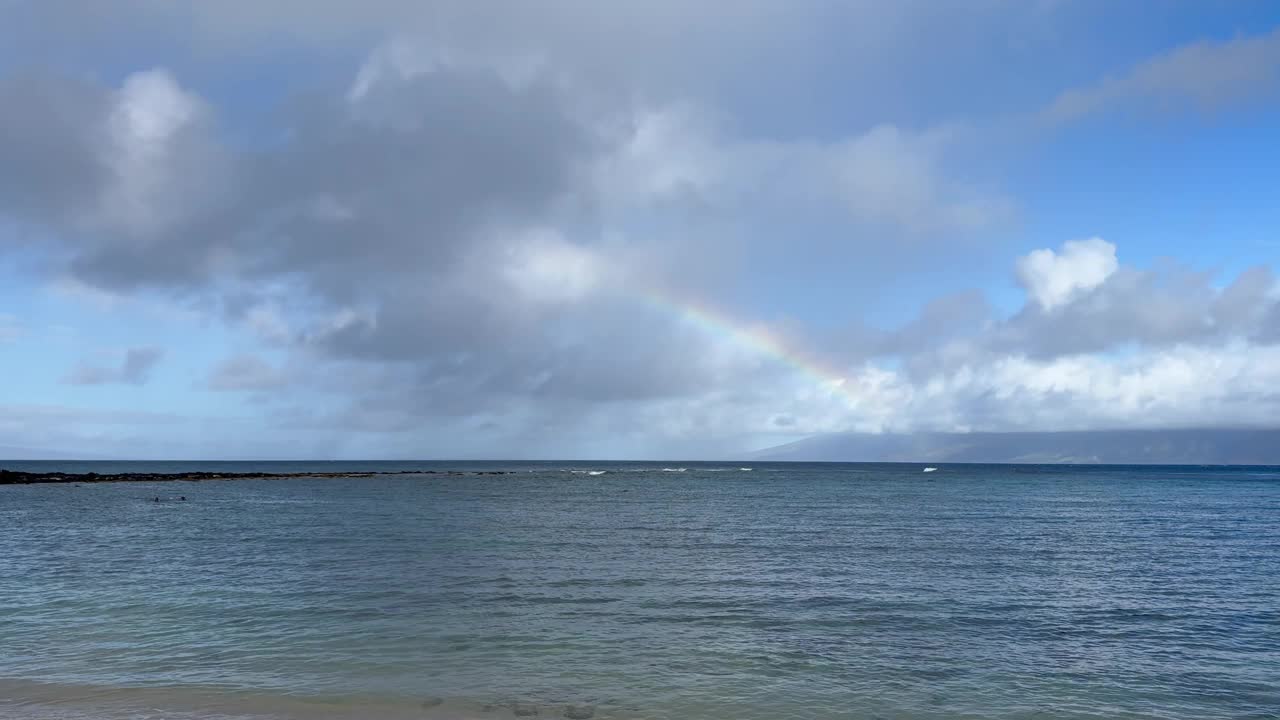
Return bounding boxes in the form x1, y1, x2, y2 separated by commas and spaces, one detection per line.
0, 469, 514, 485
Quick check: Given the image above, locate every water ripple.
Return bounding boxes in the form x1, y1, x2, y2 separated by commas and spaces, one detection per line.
1, 462, 1278, 719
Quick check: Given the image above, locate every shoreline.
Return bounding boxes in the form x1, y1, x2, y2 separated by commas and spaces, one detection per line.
0, 468, 514, 485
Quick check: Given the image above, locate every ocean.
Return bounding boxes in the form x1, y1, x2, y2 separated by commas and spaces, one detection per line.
1, 461, 1277, 719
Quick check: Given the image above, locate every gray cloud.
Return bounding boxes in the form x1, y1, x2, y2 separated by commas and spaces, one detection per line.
882, 290, 994, 356
1043, 25, 1280, 124
0, 71, 111, 227
993, 262, 1279, 360
0, 402, 352, 460
872, 260, 1280, 384
3, 4, 1280, 456
0, 42, 1016, 439
7, 1, 1079, 135
64, 346, 165, 386
206, 354, 289, 392
7, 61, 592, 297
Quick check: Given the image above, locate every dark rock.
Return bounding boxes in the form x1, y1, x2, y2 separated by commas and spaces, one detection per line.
513, 702, 539, 716
421, 697, 444, 708
0, 467, 473, 485
564, 704, 595, 719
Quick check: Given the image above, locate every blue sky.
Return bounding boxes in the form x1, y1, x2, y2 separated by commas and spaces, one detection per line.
2, 1, 1280, 459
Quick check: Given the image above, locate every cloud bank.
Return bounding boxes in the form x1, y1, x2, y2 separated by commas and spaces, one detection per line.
1, 3, 1278, 457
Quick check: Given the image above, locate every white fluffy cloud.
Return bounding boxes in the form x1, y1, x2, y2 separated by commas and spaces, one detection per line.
812, 341, 1280, 435
97, 69, 205, 237
1016, 237, 1118, 311
499, 230, 607, 304
774, 238, 1280, 436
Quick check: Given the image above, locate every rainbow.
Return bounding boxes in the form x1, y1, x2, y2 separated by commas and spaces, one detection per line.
638, 286, 859, 408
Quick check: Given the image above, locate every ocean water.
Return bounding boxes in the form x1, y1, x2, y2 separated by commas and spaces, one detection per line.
1, 461, 1277, 720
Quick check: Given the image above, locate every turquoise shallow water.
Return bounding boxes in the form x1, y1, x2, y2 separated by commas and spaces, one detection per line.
1, 462, 1278, 719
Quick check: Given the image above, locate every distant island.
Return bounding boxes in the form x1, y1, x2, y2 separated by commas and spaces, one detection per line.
754, 429, 1280, 464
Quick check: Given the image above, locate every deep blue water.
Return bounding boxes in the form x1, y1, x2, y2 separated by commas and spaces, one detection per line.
1, 461, 1278, 719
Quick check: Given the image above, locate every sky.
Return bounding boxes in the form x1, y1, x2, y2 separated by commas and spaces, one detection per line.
2, 1, 1280, 459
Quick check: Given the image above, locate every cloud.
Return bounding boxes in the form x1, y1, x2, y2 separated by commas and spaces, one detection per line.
846, 239, 1279, 384
1043, 26, 1280, 124
831, 125, 1013, 233
598, 110, 1012, 236
94, 69, 214, 239
0, 55, 593, 291
2, 4, 1279, 457
206, 354, 289, 391
0, 402, 185, 427
0, 71, 111, 225
826, 343, 1280, 435
0, 44, 1015, 439
998, 246, 1279, 360
0, 402, 336, 460
64, 346, 165, 386
753, 237, 1280, 437
39, 2, 1016, 102
1015, 237, 1118, 311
